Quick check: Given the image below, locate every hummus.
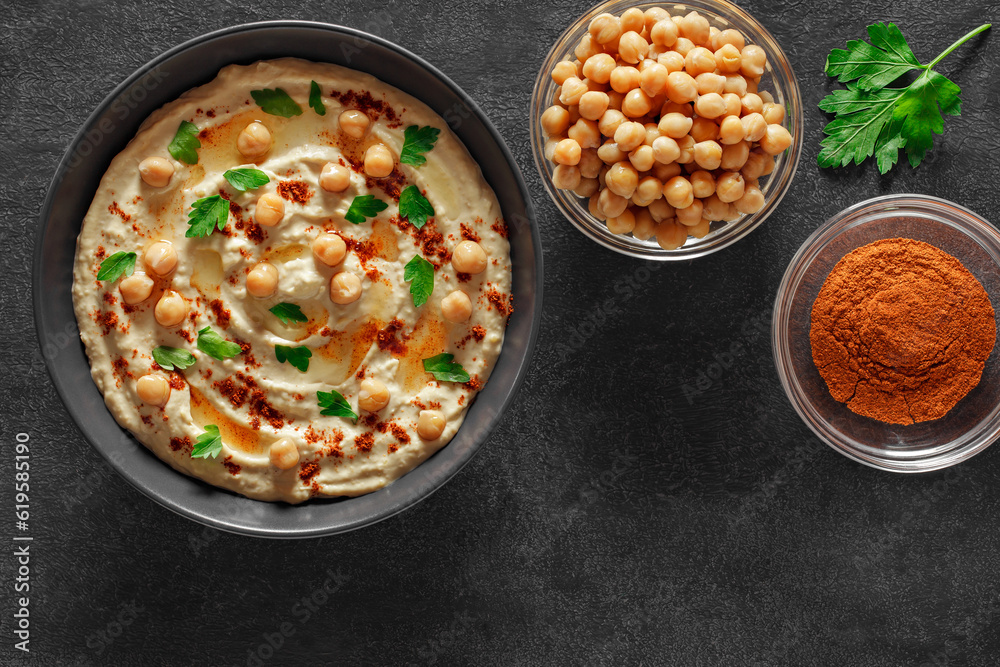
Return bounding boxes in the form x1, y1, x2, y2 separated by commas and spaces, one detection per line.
71, 59, 512, 503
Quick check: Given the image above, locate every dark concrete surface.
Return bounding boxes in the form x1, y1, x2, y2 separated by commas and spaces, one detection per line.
3, 0, 1000, 665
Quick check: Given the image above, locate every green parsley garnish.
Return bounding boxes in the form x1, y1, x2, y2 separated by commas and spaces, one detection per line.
250, 87, 303, 118
96, 251, 136, 282
152, 346, 196, 371
819, 22, 991, 173
192, 425, 223, 459
398, 185, 434, 229
317, 390, 358, 421
403, 254, 434, 308
223, 168, 270, 192
423, 353, 470, 383
196, 326, 242, 361
275, 345, 312, 372
167, 120, 200, 165
185, 195, 229, 238
269, 302, 308, 325
399, 125, 440, 166
309, 81, 326, 116
345, 195, 388, 224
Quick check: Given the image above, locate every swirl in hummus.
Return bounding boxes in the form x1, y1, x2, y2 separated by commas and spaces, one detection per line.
72, 59, 512, 503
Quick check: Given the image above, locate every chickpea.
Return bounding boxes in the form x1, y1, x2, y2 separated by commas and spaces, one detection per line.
553, 138, 582, 166
588, 192, 606, 220
607, 208, 636, 235
543, 138, 560, 162
679, 10, 711, 45
689, 217, 712, 239
541, 105, 570, 136
606, 161, 639, 198
735, 184, 766, 214
694, 93, 726, 119
622, 89, 654, 117
568, 119, 601, 149
574, 178, 600, 198
656, 220, 687, 250
237, 121, 272, 158
269, 438, 300, 470
665, 71, 698, 103
612, 122, 645, 152
759, 124, 793, 155
721, 141, 751, 171
635, 176, 663, 202
363, 143, 394, 178
358, 378, 390, 412
676, 135, 696, 164
247, 261, 278, 298
740, 45, 767, 78
713, 44, 743, 74
657, 51, 685, 74
650, 19, 679, 47
330, 271, 363, 304
339, 109, 370, 139
598, 141, 626, 164
716, 171, 746, 203
575, 34, 603, 61
610, 66, 641, 94
643, 123, 661, 146
452, 240, 488, 274
154, 290, 188, 327
761, 154, 776, 176
690, 117, 719, 142
559, 77, 587, 106
661, 100, 694, 117
551, 60, 578, 85
618, 31, 649, 64
644, 7, 671, 31
693, 140, 723, 170
578, 92, 610, 121
742, 151, 769, 180
629, 145, 655, 172
441, 290, 473, 322
673, 37, 695, 57
143, 240, 177, 277
741, 113, 768, 143
676, 199, 704, 226
763, 102, 786, 125
138, 157, 174, 188
759, 90, 775, 104
685, 47, 716, 76
119, 271, 154, 305
653, 161, 682, 182
598, 188, 629, 218
657, 113, 692, 139
619, 6, 645, 32
723, 74, 748, 96
695, 72, 726, 95
650, 136, 679, 165
689, 170, 715, 198
741, 93, 763, 116
598, 109, 626, 138
579, 149, 603, 178
638, 63, 668, 97
723, 93, 742, 117
312, 232, 347, 266
745, 78, 759, 94
589, 13, 622, 44
250, 192, 284, 228
552, 164, 581, 190
417, 410, 447, 440
663, 175, 694, 209
718, 116, 746, 145
702, 194, 729, 221
714, 28, 746, 51
136, 374, 171, 407
584, 78, 606, 92
632, 208, 657, 240
583, 53, 616, 85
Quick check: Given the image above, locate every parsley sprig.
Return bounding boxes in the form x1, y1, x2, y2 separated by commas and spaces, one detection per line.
196, 326, 242, 361
399, 125, 440, 166
96, 251, 136, 282
250, 88, 302, 117
192, 425, 223, 459
423, 353, 470, 383
317, 390, 358, 422
185, 195, 229, 238
345, 195, 388, 224
403, 255, 434, 308
275, 345, 312, 372
167, 120, 200, 165
223, 168, 269, 192
398, 185, 434, 229
819, 22, 991, 173
269, 302, 308, 325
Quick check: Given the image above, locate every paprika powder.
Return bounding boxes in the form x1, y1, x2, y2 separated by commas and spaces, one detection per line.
810, 238, 996, 425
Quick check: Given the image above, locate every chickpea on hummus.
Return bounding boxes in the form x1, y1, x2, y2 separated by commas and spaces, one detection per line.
72, 59, 513, 503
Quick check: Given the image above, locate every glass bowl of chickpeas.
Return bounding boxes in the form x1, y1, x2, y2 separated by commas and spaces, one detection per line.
530, 0, 802, 259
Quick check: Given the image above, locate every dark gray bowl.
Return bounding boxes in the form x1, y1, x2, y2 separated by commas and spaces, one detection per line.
33, 21, 542, 538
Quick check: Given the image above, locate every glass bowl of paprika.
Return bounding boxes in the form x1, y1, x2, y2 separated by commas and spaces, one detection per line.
773, 194, 1000, 472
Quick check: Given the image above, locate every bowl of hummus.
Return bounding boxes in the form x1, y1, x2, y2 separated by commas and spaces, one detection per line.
34, 22, 541, 537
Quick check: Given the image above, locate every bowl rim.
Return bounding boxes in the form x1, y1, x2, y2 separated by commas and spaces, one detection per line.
772, 193, 1000, 473
32, 20, 543, 537
528, 0, 803, 260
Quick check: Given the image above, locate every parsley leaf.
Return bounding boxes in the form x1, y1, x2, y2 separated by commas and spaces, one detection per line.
399, 125, 440, 166
185, 195, 229, 238
309, 81, 326, 116
398, 185, 434, 229
403, 254, 434, 308
819, 22, 991, 173
223, 168, 270, 192
192, 425, 223, 459
152, 346, 196, 371
275, 345, 312, 372
269, 302, 308, 325
345, 195, 388, 224
96, 251, 136, 282
196, 326, 242, 361
250, 87, 303, 117
317, 390, 358, 421
167, 120, 201, 165
423, 353, 470, 383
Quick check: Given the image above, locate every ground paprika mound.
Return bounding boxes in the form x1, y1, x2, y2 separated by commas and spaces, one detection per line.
810, 238, 996, 425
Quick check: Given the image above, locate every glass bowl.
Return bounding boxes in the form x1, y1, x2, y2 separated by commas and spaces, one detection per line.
530, 0, 803, 260
773, 194, 1000, 472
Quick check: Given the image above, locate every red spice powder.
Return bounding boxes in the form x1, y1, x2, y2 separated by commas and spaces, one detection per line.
354, 432, 375, 453
169, 436, 192, 453
277, 180, 313, 204
214, 377, 248, 409
465, 375, 484, 391
486, 289, 513, 317
222, 456, 242, 476
140, 415, 153, 427
176, 329, 194, 343
389, 215, 450, 266
365, 166, 406, 201
460, 223, 481, 242
376, 318, 407, 356
389, 423, 410, 444
209, 299, 231, 328
471, 325, 486, 342
102, 292, 117, 306
491, 218, 509, 238
168, 373, 186, 390
355, 365, 366, 380
96, 246, 107, 260
98, 311, 119, 335
108, 202, 130, 222
299, 461, 320, 483
329, 89, 401, 127
319, 326, 334, 337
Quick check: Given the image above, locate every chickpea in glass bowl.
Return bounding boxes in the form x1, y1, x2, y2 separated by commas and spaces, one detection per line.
530, 0, 802, 260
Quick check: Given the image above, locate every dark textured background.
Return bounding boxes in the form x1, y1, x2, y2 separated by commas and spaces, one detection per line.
3, 0, 1000, 665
